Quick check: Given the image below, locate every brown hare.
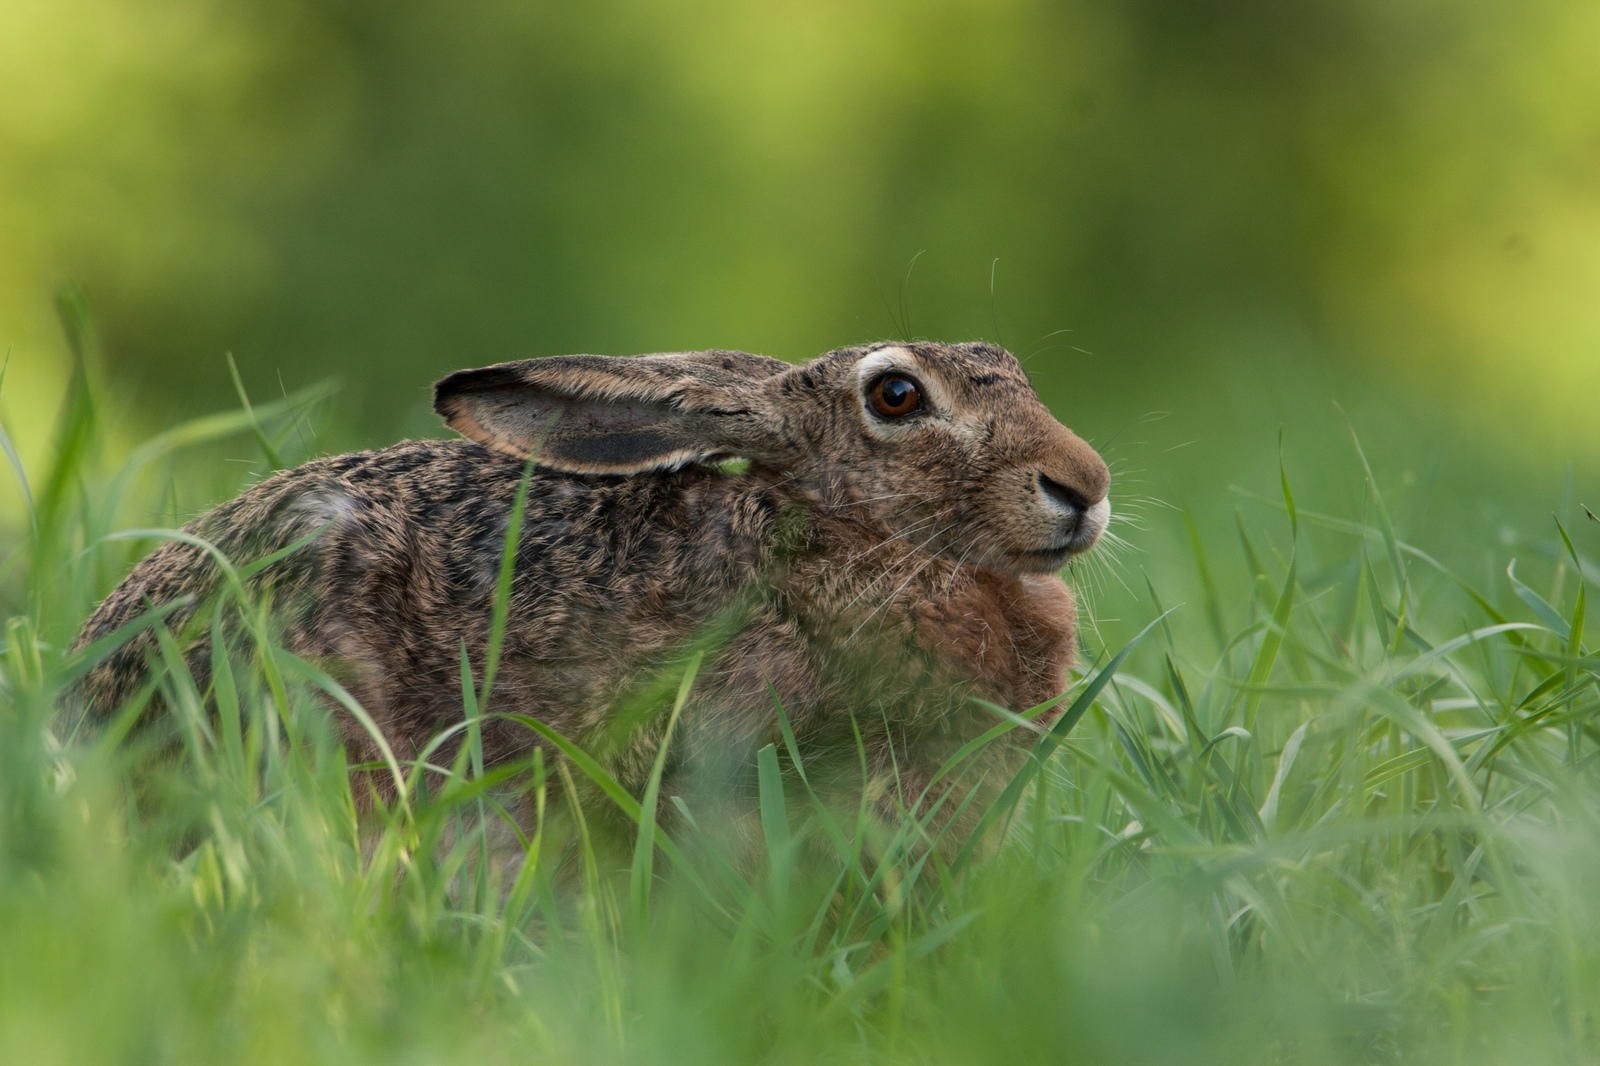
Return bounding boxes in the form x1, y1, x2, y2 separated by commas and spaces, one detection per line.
74, 341, 1110, 830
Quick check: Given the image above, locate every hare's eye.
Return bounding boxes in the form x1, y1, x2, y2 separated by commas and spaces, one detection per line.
869, 375, 923, 419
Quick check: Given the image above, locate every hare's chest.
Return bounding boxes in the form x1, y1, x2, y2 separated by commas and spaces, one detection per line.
903, 570, 1078, 714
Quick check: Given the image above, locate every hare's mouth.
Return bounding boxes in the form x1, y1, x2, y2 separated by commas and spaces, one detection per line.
1010, 516, 1106, 571
1009, 541, 1086, 573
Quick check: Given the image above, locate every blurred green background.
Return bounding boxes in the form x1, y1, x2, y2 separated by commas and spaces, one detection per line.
3, 8, 1600, 1062
2, 0, 1597, 564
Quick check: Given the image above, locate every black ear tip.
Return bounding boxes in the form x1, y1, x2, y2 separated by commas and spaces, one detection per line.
432, 365, 525, 414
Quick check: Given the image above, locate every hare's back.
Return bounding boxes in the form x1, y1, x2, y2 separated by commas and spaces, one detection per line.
295, 439, 783, 658
74, 439, 782, 734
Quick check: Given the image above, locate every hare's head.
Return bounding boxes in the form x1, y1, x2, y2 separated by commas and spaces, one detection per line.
433, 342, 1108, 575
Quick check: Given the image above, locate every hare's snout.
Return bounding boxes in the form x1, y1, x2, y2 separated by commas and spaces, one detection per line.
999, 419, 1110, 571
1037, 472, 1111, 554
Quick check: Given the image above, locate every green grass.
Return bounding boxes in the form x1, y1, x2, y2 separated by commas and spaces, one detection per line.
1, 358, 1598, 1065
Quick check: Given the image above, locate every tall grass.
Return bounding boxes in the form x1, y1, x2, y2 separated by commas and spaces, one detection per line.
1, 353, 1597, 1065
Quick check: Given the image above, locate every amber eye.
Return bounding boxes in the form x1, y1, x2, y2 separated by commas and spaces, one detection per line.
869, 375, 923, 419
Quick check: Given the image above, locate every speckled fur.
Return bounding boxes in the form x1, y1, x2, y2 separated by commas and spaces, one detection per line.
73, 341, 1110, 828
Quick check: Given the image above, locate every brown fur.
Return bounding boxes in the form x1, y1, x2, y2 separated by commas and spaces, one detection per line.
73, 341, 1110, 829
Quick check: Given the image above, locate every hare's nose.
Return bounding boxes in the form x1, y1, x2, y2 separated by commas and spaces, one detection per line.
1038, 472, 1091, 520
1038, 472, 1110, 549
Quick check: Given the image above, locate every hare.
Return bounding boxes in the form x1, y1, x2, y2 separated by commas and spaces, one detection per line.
73, 341, 1109, 830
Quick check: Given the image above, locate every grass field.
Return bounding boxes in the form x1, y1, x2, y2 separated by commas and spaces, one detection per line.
2, 352, 1598, 1066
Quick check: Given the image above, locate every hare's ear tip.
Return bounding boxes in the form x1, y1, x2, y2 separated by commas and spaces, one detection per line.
432, 363, 526, 402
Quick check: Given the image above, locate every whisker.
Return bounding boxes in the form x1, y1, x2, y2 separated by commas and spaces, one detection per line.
836, 507, 961, 609
845, 512, 970, 630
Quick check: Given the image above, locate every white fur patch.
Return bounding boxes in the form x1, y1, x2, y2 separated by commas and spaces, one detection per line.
1083, 497, 1111, 541
290, 489, 359, 533
855, 347, 917, 385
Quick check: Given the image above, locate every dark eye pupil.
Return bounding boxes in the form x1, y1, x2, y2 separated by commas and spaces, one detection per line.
871, 375, 921, 418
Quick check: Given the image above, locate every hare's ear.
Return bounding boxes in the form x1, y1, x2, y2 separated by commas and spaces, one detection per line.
433, 351, 796, 475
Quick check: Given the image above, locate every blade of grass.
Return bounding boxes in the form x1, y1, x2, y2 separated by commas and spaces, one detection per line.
1279, 428, 1298, 541
757, 742, 790, 915
0, 400, 36, 535
1341, 407, 1407, 592
631, 651, 701, 933
506, 711, 727, 919
1185, 509, 1228, 648
275, 650, 411, 817
1508, 560, 1571, 640
1243, 554, 1297, 730
478, 457, 537, 712
947, 609, 1174, 880
225, 352, 284, 470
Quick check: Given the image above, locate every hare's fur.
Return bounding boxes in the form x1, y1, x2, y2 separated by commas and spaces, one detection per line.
75, 341, 1110, 822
